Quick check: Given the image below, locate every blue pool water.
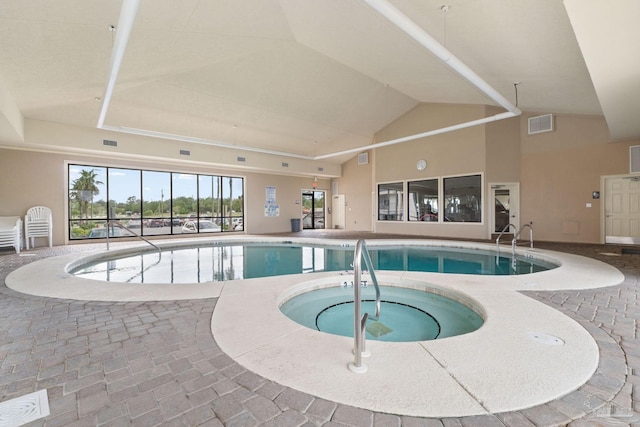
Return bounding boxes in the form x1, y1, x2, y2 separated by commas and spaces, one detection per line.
69, 242, 557, 283
280, 285, 484, 342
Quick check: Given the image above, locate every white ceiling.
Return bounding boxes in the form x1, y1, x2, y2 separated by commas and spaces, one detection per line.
0, 0, 638, 164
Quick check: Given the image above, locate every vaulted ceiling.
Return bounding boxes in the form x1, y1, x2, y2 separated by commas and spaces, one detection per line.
0, 0, 638, 165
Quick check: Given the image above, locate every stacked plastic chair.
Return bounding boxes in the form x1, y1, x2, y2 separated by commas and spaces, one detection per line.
25, 206, 52, 249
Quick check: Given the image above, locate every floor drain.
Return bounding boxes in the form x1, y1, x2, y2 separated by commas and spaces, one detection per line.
0, 389, 50, 427
528, 332, 564, 346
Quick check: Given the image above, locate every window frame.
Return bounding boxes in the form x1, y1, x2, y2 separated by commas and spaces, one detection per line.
67, 163, 245, 240
377, 173, 484, 225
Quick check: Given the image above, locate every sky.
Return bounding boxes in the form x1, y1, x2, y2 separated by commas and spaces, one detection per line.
69, 164, 244, 203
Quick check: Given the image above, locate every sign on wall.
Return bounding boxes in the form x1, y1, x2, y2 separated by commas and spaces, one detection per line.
265, 186, 279, 217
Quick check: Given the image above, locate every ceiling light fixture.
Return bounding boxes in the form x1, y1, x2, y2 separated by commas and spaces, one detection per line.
309, 0, 523, 160
97, 0, 140, 128
362, 0, 519, 117
97, 0, 521, 164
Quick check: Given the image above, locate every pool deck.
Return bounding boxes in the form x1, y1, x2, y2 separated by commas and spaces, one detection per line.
1, 231, 640, 425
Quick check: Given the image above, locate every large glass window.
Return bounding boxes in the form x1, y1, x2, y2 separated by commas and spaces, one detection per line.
68, 164, 244, 239
142, 170, 171, 235
378, 182, 404, 221
443, 174, 481, 222
172, 173, 201, 234
223, 177, 244, 231
408, 179, 439, 221
198, 175, 220, 231
69, 166, 109, 239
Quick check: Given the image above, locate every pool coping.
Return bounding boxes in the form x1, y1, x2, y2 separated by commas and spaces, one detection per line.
5, 236, 623, 301
4, 236, 626, 418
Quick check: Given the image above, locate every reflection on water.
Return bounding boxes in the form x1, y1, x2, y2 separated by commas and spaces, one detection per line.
70, 244, 557, 284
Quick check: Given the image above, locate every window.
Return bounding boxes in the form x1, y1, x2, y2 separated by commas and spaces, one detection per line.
142, 171, 171, 235
68, 164, 244, 239
408, 179, 438, 221
378, 182, 404, 221
443, 174, 481, 222
69, 166, 108, 239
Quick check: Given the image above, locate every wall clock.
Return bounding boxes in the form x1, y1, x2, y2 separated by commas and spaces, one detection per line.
416, 159, 427, 171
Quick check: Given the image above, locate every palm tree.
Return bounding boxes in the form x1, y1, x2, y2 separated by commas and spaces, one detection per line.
71, 169, 103, 223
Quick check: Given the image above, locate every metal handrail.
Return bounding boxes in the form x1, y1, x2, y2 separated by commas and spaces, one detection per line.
349, 239, 381, 374
105, 220, 162, 258
513, 222, 534, 249
509, 222, 533, 271
495, 223, 516, 254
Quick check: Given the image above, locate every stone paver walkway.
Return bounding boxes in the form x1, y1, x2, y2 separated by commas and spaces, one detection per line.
1, 236, 640, 426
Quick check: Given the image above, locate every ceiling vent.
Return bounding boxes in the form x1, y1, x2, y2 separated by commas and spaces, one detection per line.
358, 152, 369, 165
528, 114, 554, 135
102, 139, 117, 147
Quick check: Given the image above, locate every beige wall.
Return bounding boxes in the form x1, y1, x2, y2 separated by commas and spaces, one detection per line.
372, 103, 489, 239
0, 147, 329, 246
0, 149, 67, 244
356, 104, 639, 243
485, 108, 520, 183
520, 113, 639, 243
3, 105, 640, 246
333, 152, 373, 231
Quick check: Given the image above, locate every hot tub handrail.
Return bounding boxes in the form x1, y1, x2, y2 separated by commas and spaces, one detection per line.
106, 220, 162, 259
513, 222, 534, 250
495, 223, 517, 254
349, 239, 381, 374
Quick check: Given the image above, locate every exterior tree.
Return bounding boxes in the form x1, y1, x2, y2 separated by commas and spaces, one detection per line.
71, 169, 103, 223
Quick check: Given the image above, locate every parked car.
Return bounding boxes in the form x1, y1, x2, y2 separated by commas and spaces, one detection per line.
147, 219, 164, 228
181, 220, 221, 233
88, 227, 124, 238
127, 219, 141, 228
495, 199, 510, 232
233, 219, 243, 231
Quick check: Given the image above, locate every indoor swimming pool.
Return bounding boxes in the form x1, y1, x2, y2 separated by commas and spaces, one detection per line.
68, 241, 557, 283
5, 236, 626, 417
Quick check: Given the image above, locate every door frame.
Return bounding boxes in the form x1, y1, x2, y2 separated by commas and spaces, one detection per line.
488, 182, 520, 237
301, 189, 326, 230
601, 173, 640, 244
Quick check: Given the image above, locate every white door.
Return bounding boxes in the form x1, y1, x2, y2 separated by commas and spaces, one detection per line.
332, 194, 346, 229
490, 183, 519, 234
605, 176, 640, 244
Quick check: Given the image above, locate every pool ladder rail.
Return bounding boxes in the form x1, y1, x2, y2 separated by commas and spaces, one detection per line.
348, 239, 381, 374
105, 220, 162, 260
495, 222, 533, 269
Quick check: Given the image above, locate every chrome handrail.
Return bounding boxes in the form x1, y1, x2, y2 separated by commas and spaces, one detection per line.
105, 220, 162, 259
513, 222, 534, 249
495, 223, 516, 254
509, 222, 533, 271
349, 239, 381, 374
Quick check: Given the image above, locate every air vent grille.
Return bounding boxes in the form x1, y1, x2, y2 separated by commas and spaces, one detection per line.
179, 149, 190, 156
528, 114, 553, 135
358, 152, 369, 165
237, 156, 246, 162
281, 162, 289, 167
102, 139, 117, 147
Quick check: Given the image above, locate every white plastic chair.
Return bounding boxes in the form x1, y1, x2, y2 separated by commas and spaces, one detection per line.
25, 206, 52, 249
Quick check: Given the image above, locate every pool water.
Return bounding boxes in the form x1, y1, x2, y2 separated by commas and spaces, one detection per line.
69, 243, 557, 283
280, 285, 484, 342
